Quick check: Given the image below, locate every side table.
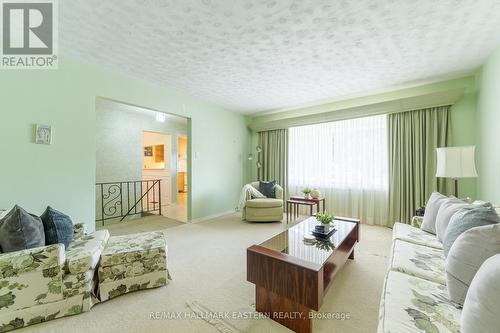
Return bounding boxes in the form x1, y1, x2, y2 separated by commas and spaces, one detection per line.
286, 200, 316, 224
289, 196, 326, 214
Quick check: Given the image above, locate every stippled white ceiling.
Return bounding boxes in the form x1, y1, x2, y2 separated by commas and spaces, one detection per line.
61, 0, 500, 114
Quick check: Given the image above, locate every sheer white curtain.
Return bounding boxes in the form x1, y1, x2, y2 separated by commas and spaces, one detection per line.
289, 115, 389, 225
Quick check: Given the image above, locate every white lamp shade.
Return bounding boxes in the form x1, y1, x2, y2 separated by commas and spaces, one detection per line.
436, 146, 478, 178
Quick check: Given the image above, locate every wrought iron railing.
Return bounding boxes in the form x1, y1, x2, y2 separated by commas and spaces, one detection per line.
96, 180, 162, 225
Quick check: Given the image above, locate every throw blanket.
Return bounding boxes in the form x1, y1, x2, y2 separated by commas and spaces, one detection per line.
238, 184, 266, 219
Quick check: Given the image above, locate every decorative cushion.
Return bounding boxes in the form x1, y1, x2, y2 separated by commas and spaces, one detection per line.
445, 223, 500, 306
443, 205, 499, 257
393, 222, 443, 249
245, 198, 283, 208
0, 205, 45, 253
421, 192, 448, 234
41, 206, 74, 250
435, 197, 470, 242
461, 254, 500, 333
259, 180, 276, 198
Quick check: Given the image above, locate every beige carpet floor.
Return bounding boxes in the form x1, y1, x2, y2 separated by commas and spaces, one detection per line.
23, 213, 392, 333
96, 214, 185, 235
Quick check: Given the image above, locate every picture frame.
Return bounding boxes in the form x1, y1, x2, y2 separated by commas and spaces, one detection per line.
144, 146, 153, 157
35, 124, 52, 145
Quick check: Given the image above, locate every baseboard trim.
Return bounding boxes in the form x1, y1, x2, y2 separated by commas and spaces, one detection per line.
189, 209, 236, 224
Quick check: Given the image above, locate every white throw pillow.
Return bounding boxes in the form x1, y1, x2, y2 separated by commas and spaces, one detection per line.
445, 223, 500, 306
461, 254, 500, 333
435, 197, 470, 242
421, 192, 448, 234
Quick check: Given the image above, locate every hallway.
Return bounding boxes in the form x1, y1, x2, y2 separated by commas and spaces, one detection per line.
161, 192, 187, 222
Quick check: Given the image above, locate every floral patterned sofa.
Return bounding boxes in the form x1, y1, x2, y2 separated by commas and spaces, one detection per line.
0, 224, 109, 332
377, 222, 461, 333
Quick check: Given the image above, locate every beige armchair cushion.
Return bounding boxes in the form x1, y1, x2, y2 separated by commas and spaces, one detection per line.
246, 198, 283, 208
243, 182, 284, 222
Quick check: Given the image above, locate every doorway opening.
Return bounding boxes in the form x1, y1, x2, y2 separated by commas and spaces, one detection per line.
95, 97, 190, 228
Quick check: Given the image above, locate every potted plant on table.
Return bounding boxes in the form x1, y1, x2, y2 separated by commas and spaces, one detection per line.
315, 212, 334, 232
302, 187, 312, 199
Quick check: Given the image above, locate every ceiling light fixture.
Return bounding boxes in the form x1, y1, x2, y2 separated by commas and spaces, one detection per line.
155, 112, 166, 122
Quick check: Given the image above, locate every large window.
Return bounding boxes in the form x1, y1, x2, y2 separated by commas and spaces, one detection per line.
288, 115, 388, 224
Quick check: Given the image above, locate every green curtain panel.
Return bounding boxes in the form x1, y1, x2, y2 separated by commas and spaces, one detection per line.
388, 106, 452, 227
258, 129, 288, 197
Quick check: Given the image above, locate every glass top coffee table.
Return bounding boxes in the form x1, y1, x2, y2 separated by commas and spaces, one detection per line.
247, 216, 360, 333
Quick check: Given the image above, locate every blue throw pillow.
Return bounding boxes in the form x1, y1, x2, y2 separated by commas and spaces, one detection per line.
259, 180, 276, 198
41, 206, 73, 249
443, 205, 500, 257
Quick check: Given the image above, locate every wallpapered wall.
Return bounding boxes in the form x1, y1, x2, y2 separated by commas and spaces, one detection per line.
95, 104, 187, 203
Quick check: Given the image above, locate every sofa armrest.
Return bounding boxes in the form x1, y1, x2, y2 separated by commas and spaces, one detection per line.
65, 229, 110, 274
275, 184, 284, 200
0, 244, 65, 278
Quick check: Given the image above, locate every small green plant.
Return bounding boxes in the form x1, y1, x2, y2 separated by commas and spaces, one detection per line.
302, 187, 312, 195
316, 212, 334, 225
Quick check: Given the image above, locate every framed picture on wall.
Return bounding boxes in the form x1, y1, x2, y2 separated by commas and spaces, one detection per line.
35, 125, 52, 145
144, 146, 153, 156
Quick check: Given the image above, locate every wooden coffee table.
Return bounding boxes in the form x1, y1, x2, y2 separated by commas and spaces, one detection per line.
247, 216, 360, 333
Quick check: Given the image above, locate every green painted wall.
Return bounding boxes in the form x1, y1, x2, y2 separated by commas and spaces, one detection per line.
450, 92, 477, 199
0, 58, 249, 231
476, 46, 500, 204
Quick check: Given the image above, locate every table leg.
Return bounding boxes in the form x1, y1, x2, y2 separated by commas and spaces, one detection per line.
286, 202, 289, 224
310, 205, 313, 216
322, 199, 325, 212
316, 202, 320, 214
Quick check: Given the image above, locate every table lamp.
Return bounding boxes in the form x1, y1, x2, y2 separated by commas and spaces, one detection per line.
436, 146, 478, 197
